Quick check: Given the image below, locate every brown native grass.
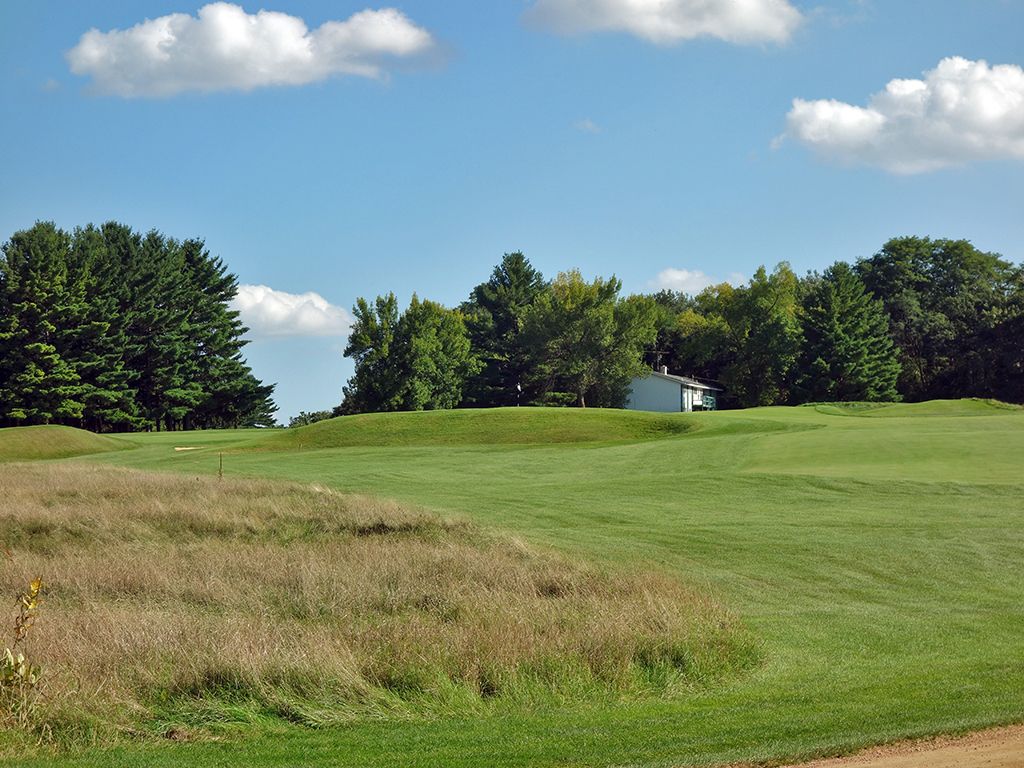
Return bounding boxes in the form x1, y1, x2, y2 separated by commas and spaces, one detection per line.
0, 462, 756, 747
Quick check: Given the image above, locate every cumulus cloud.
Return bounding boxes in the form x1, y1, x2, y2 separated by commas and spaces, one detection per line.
783, 56, 1024, 173
525, 0, 802, 45
232, 284, 352, 339
66, 3, 435, 97
650, 268, 744, 294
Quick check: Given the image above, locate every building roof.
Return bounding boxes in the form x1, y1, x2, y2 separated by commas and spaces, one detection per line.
644, 370, 723, 391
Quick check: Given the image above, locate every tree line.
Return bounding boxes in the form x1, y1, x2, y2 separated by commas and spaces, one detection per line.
338, 238, 1023, 414
0, 221, 276, 431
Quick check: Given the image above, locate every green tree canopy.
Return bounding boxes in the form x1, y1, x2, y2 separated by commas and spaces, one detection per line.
461, 252, 547, 407
798, 262, 901, 402
341, 293, 401, 414
0, 223, 83, 424
521, 270, 658, 408
0, 221, 276, 430
668, 265, 802, 408
341, 294, 480, 413
857, 237, 1017, 401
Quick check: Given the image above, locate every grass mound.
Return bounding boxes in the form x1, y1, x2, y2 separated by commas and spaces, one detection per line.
811, 402, 894, 416
251, 407, 698, 450
0, 463, 756, 748
0, 425, 131, 462
813, 399, 1021, 418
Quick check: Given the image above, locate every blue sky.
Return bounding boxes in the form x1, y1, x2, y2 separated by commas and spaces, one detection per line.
2, 1, 1023, 420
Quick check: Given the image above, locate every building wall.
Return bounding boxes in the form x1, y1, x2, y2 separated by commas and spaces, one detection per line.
626, 376, 682, 412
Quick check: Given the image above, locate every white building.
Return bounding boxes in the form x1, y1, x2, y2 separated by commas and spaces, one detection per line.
626, 367, 722, 413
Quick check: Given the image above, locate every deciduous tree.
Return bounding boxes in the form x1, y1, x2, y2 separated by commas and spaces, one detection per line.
522, 271, 658, 408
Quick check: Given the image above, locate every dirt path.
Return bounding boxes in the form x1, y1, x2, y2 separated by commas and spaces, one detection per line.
784, 725, 1024, 768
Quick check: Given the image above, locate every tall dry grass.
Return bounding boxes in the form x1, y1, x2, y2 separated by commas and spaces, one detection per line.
0, 463, 757, 746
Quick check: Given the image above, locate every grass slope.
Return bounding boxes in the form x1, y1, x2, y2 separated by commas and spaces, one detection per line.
0, 425, 131, 462
813, 398, 1022, 418
10, 401, 1024, 767
251, 407, 698, 450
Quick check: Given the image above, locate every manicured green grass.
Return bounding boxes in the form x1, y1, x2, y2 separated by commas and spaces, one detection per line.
9, 401, 1024, 766
0, 425, 131, 462
247, 406, 700, 450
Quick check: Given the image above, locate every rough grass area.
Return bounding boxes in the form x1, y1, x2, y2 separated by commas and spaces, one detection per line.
0, 426, 131, 462
0, 463, 756, 753
247, 406, 698, 450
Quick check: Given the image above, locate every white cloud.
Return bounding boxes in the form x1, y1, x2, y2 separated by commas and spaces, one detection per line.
66, 3, 435, 97
650, 268, 743, 294
573, 117, 601, 133
525, 0, 802, 45
232, 284, 352, 338
783, 56, 1024, 173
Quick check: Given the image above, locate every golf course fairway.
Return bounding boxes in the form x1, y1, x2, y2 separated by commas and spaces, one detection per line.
4, 400, 1023, 767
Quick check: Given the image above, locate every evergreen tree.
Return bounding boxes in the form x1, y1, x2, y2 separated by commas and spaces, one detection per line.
798, 262, 901, 402
0, 223, 84, 424
230, 371, 278, 428
67, 225, 141, 431
178, 238, 267, 429
131, 231, 195, 430
0, 221, 276, 430
461, 252, 547, 406
340, 294, 401, 414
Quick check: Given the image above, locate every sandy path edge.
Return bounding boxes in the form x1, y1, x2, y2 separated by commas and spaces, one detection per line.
778, 723, 1024, 767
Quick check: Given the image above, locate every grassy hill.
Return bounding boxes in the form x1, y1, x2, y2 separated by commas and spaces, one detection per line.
251, 406, 700, 450
0, 425, 132, 461
5, 401, 1024, 768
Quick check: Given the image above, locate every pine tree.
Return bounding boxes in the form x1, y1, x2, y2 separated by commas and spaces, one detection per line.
461, 252, 547, 406
178, 238, 268, 428
1, 220, 276, 431
0, 223, 84, 425
798, 262, 901, 402
67, 225, 141, 431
